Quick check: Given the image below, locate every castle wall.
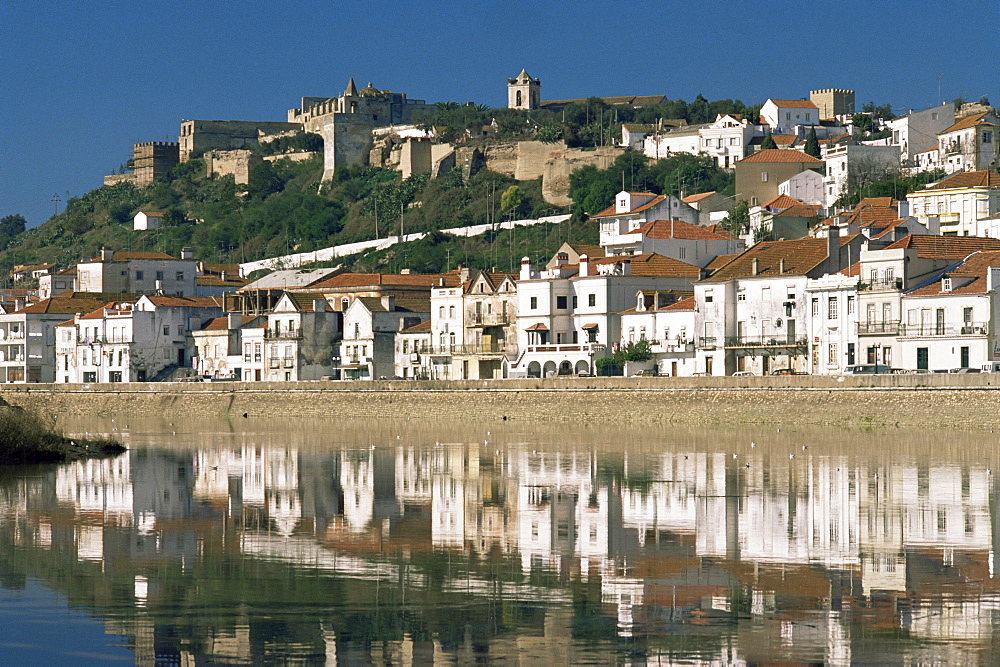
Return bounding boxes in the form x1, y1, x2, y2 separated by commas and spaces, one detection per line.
400, 139, 432, 179
321, 115, 373, 181
204, 149, 262, 185
180, 120, 301, 161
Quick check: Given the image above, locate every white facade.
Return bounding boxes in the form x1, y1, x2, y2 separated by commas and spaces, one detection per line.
596, 190, 699, 247
822, 144, 902, 208
886, 103, 954, 165
133, 211, 164, 230
907, 174, 1000, 237
642, 114, 759, 167
76, 250, 198, 296
937, 112, 999, 174
779, 169, 826, 206
760, 99, 820, 135
805, 273, 860, 373
618, 292, 697, 376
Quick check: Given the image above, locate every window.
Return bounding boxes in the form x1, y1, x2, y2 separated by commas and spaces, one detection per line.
679, 247, 687, 259
984, 131, 993, 144
176, 272, 184, 281
811, 298, 819, 316
737, 291, 746, 301
785, 112, 791, 120
828, 297, 838, 319
135, 270, 144, 281
156, 271, 164, 281
761, 171, 768, 182
829, 343, 838, 365
530, 296, 538, 310
704, 291, 713, 303
847, 295, 855, 315
556, 296, 567, 309
439, 306, 445, 319
572, 295, 578, 309
964, 307, 973, 323
449, 305, 455, 319
588, 294, 596, 307
163, 325, 170, 336
882, 303, 892, 323
750, 196, 758, 206
870, 269, 878, 284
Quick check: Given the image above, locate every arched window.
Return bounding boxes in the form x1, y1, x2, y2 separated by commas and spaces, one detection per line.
449, 305, 455, 318
516, 90, 522, 107
341, 297, 349, 311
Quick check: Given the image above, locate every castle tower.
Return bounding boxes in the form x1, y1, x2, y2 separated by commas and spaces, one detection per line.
507, 69, 540, 110
809, 88, 855, 119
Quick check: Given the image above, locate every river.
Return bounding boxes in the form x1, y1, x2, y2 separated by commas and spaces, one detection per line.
0, 415, 998, 664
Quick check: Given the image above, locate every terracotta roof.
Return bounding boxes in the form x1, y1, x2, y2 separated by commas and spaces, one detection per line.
682, 191, 717, 203
581, 322, 599, 329
632, 219, 730, 241
284, 293, 328, 311
857, 197, 896, 208
566, 243, 605, 259
939, 112, 996, 135
761, 194, 804, 210
85, 251, 177, 262
869, 219, 909, 239
704, 225, 737, 240
920, 171, 1000, 191
738, 149, 822, 164
907, 250, 1000, 296
771, 134, 799, 145
705, 237, 853, 281
663, 296, 696, 311
704, 253, 739, 272
16, 296, 107, 315
196, 276, 247, 287
883, 235, 1000, 259
591, 253, 701, 278
622, 123, 657, 132
591, 194, 667, 218
524, 323, 549, 331
144, 295, 224, 308
401, 319, 432, 333
355, 296, 430, 313
839, 262, 860, 278
769, 99, 819, 109
772, 203, 821, 218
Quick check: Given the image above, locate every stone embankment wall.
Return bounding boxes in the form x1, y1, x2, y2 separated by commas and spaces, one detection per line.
4, 375, 1000, 429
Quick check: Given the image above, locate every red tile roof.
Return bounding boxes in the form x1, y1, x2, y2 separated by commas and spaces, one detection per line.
883, 234, 1000, 259
939, 112, 997, 135
633, 219, 731, 240
682, 191, 717, 203
771, 134, 799, 145
662, 296, 696, 311
705, 237, 854, 281
907, 251, 1000, 296
773, 203, 821, 218
769, 99, 819, 109
590, 253, 701, 278
738, 149, 823, 164
761, 194, 804, 210
85, 251, 177, 262
591, 194, 667, 218
309, 272, 457, 289
921, 170, 1000, 191
144, 295, 224, 308
17, 296, 108, 315
704, 253, 739, 272
401, 319, 432, 333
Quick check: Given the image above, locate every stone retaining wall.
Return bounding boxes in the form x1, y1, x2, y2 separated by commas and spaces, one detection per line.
2, 375, 1000, 428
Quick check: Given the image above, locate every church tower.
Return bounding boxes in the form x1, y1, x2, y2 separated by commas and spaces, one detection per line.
507, 69, 540, 110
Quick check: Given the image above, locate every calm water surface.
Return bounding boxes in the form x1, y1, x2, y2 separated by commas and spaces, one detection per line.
1, 415, 999, 665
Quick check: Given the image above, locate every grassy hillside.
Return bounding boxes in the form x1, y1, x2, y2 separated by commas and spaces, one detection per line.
0, 155, 581, 278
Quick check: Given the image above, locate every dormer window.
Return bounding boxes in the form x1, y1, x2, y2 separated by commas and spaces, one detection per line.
942, 277, 953, 292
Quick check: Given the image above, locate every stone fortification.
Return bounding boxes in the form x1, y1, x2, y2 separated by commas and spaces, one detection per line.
204, 149, 261, 185
4, 374, 1000, 429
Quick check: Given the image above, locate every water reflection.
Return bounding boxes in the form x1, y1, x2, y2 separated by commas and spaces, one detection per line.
1, 418, 1000, 664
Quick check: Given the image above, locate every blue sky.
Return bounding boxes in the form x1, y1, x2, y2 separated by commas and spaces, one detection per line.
3, 0, 998, 227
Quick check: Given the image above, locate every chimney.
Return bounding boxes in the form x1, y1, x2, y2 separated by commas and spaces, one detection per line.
752, 257, 759, 276
520, 256, 533, 281
827, 225, 841, 272
101, 248, 113, 262
459, 266, 471, 282
779, 259, 785, 274
227, 312, 242, 329
313, 299, 326, 312
14, 297, 25, 311
381, 295, 395, 311
621, 258, 631, 276
180, 247, 194, 260
555, 252, 569, 266
579, 254, 590, 277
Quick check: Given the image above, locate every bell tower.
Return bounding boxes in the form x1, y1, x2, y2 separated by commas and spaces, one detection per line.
507, 69, 540, 110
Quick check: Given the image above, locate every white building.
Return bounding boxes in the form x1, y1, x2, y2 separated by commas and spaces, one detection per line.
339, 296, 428, 379
779, 169, 826, 206
907, 171, 1000, 237
693, 232, 865, 376
513, 251, 702, 377
760, 99, 820, 135
55, 295, 224, 383
600, 217, 744, 265
805, 272, 860, 373
618, 291, 698, 376
263, 293, 340, 381
133, 211, 165, 230
76, 249, 198, 296
642, 114, 759, 167
936, 111, 999, 174
822, 144, 902, 208
886, 103, 954, 167
0, 295, 106, 383
191, 313, 262, 380
593, 190, 699, 244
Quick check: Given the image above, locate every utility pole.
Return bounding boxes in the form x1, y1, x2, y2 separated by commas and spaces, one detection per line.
51, 193, 61, 217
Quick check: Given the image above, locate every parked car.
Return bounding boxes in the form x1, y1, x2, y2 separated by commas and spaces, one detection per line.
948, 367, 980, 373
731, 371, 754, 377
842, 364, 893, 375
982, 362, 1000, 373
770, 368, 807, 376
632, 369, 659, 377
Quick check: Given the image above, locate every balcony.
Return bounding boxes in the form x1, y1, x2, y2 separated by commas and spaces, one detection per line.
469, 312, 511, 326
857, 321, 902, 335
858, 278, 903, 292
900, 322, 989, 337
416, 343, 519, 356
651, 339, 695, 353
724, 335, 808, 348
264, 330, 301, 339
523, 343, 605, 354
697, 337, 717, 349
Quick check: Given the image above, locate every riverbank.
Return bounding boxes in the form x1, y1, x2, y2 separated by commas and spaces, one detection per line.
0, 399, 126, 464
2, 375, 1000, 429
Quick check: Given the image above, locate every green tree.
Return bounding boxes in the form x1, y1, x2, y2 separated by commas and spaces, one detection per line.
0, 214, 27, 238
804, 127, 821, 158
500, 185, 525, 219
721, 200, 750, 237
760, 132, 777, 150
